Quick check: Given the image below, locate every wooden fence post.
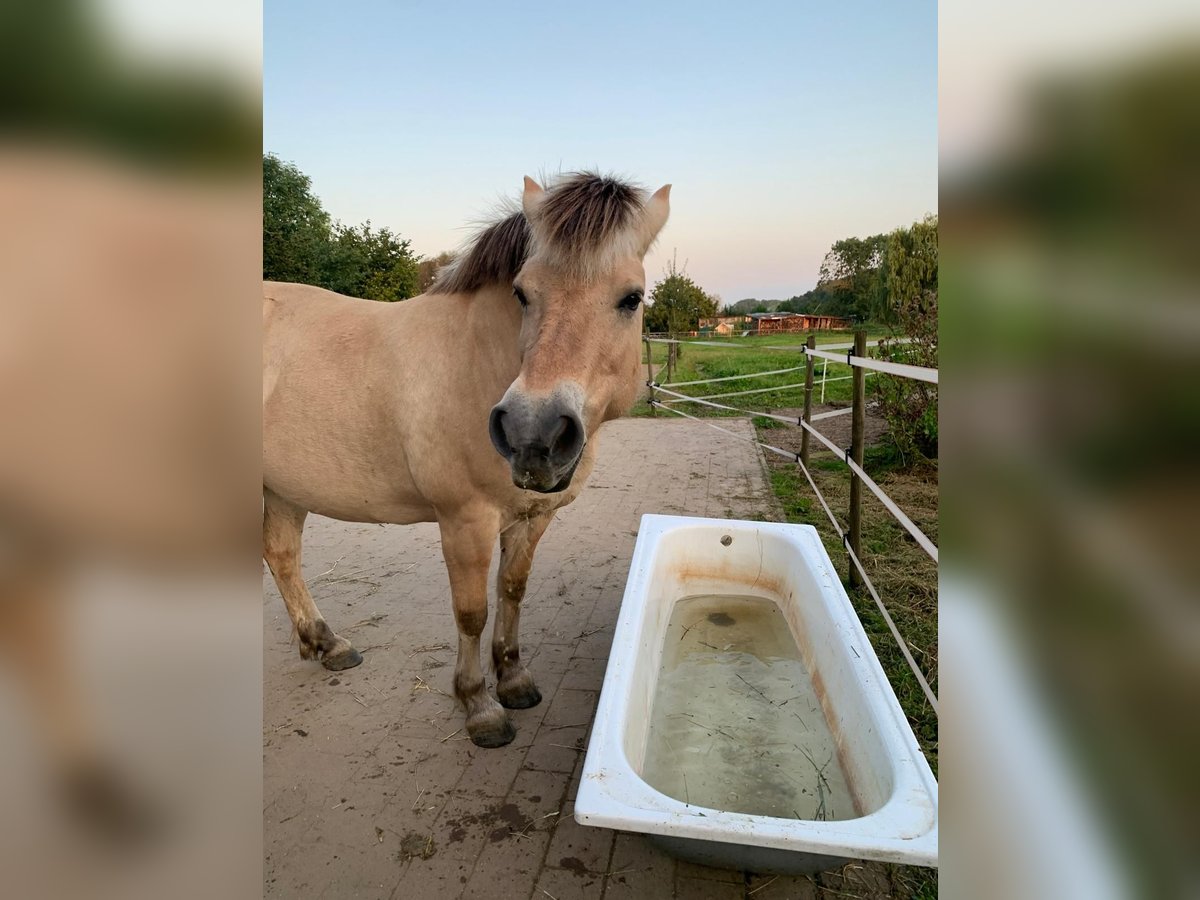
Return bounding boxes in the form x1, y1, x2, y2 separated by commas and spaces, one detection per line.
848, 329, 866, 587
644, 336, 656, 416
800, 334, 815, 467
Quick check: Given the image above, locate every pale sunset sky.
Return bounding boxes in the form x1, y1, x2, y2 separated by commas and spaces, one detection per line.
264, 0, 936, 302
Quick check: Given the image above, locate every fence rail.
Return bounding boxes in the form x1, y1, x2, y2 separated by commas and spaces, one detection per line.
643, 330, 939, 714
664, 382, 811, 403
804, 346, 938, 384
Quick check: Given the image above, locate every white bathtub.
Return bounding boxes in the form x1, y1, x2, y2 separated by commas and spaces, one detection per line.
574, 515, 938, 873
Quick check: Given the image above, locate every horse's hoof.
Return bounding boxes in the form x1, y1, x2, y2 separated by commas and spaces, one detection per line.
322, 646, 363, 671
468, 715, 516, 749
497, 679, 542, 710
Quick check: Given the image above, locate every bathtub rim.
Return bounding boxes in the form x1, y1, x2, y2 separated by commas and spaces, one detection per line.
575, 514, 939, 869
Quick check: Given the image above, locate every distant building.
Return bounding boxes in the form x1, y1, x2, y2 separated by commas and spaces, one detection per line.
695, 312, 850, 336
697, 315, 751, 335
746, 312, 850, 334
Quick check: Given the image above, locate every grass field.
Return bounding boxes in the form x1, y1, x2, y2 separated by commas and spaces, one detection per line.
633, 329, 892, 418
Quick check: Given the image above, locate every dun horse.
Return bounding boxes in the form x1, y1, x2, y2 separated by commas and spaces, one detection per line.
263, 173, 670, 747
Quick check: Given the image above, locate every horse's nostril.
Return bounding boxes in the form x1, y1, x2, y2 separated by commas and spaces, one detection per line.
549, 413, 583, 460
546, 416, 570, 448
488, 406, 513, 459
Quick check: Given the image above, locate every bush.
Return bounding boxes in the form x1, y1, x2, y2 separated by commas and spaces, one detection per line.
872, 216, 937, 463
644, 256, 717, 333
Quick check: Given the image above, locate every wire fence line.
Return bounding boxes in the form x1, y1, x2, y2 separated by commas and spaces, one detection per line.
656, 357, 871, 404
666, 382, 810, 403
646, 335, 936, 383
843, 540, 940, 715
650, 384, 801, 426
651, 384, 938, 563
660, 373, 875, 404
645, 336, 914, 351
642, 332, 939, 714
801, 412, 939, 562
659, 364, 808, 389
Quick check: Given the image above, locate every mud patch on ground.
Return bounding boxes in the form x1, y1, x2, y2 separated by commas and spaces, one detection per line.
489, 802, 532, 842
397, 831, 436, 861
559, 856, 588, 876
441, 801, 534, 846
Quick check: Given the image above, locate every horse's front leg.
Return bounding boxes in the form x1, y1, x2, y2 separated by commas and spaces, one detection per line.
0, 561, 158, 838
439, 510, 513, 748
493, 512, 553, 709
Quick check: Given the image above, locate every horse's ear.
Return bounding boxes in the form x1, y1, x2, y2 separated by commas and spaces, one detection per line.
641, 184, 671, 254
522, 176, 546, 219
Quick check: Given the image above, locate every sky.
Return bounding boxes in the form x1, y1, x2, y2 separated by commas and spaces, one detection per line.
264, 0, 936, 302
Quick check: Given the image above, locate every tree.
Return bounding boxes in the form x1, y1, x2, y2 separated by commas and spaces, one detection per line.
644, 256, 718, 333
872, 215, 938, 461
729, 297, 781, 313
816, 233, 888, 320
262, 153, 420, 302
880, 214, 936, 327
777, 282, 840, 315
323, 222, 420, 302
263, 154, 332, 284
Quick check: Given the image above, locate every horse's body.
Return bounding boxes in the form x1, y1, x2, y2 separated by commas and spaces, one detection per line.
263, 281, 592, 525
263, 173, 670, 746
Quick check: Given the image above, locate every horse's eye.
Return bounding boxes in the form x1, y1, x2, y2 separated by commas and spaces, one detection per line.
618, 292, 642, 312
513, 286, 528, 308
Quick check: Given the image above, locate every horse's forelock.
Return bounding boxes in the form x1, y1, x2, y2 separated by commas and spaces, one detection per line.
429, 172, 647, 295
530, 173, 647, 269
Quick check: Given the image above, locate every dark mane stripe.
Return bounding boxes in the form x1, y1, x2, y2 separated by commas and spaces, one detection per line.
428, 210, 529, 295
429, 172, 645, 295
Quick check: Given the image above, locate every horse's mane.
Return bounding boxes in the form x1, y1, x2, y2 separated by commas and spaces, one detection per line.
429, 172, 646, 295
427, 207, 530, 296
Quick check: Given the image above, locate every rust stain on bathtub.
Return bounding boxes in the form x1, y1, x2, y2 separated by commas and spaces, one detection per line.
786, 598, 873, 821
808, 665, 867, 819
666, 560, 786, 599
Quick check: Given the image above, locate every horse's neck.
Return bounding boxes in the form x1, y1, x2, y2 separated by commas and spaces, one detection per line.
436, 281, 523, 384
465, 279, 520, 338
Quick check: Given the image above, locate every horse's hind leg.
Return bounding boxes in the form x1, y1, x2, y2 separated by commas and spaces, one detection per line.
440, 511, 513, 748
263, 488, 362, 671
493, 513, 553, 709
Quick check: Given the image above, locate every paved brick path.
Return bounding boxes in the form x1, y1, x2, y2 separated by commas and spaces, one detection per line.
264, 418, 893, 899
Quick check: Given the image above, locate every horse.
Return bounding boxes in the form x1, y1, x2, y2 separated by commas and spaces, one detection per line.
262, 172, 670, 747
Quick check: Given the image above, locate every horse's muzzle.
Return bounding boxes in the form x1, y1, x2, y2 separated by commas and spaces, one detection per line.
488, 388, 586, 493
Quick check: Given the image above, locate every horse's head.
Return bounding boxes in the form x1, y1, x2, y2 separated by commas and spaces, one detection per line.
488, 174, 670, 493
